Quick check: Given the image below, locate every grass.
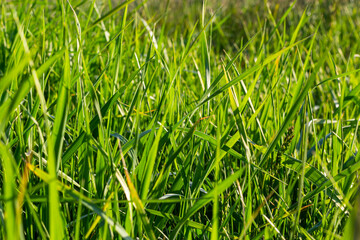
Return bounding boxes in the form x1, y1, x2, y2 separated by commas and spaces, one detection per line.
0, 0, 360, 239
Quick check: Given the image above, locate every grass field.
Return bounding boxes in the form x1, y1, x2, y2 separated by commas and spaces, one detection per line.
1, 0, 360, 239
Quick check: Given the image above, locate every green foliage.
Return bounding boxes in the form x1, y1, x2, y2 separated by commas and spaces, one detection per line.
0, 0, 359, 239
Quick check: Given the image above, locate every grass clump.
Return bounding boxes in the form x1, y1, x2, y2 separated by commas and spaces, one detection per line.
0, 0, 360, 239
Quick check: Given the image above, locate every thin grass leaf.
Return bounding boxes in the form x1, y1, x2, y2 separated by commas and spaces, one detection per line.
170, 168, 243, 239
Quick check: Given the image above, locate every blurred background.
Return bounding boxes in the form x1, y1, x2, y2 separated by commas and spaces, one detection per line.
105, 0, 360, 52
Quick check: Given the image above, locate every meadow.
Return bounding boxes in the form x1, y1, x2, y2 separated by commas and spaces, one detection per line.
0, 0, 360, 239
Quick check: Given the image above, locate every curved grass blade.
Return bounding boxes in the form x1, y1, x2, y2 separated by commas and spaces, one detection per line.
0, 143, 21, 239
52, 49, 71, 170
0, 49, 64, 133
120, 152, 156, 240
169, 168, 243, 239
62, 62, 148, 165
259, 57, 325, 167
26, 162, 132, 239
198, 37, 309, 107
198, 33, 258, 104
84, 0, 136, 34
61, 88, 124, 163
0, 53, 30, 94
288, 150, 360, 211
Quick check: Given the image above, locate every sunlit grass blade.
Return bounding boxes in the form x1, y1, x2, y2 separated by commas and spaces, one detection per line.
0, 50, 64, 133
84, 0, 136, 34
120, 151, 156, 240
170, 168, 243, 239
289, 149, 360, 211
0, 143, 21, 239
26, 162, 132, 239
198, 37, 309, 106
260, 57, 325, 166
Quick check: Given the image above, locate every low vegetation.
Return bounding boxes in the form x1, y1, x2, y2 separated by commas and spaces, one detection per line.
0, 0, 359, 239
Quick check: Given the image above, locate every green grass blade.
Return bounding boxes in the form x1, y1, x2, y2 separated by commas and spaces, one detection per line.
0, 143, 20, 239
170, 168, 243, 239
198, 38, 309, 106
259, 58, 325, 166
